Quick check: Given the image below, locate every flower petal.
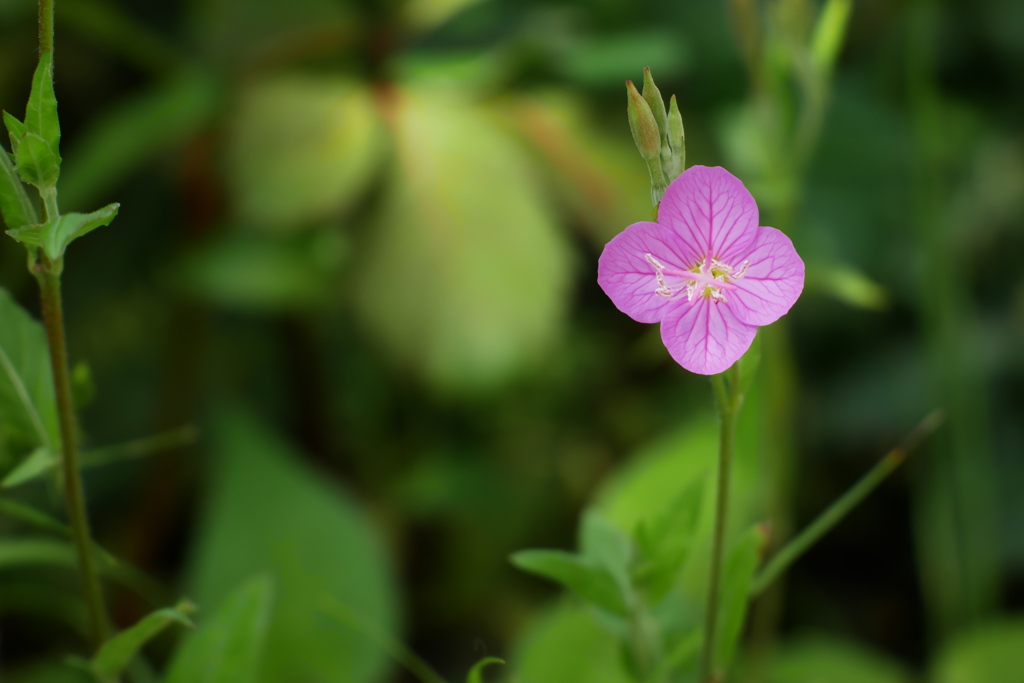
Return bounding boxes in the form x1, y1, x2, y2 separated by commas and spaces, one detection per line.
727, 227, 805, 326
598, 221, 699, 323
660, 298, 757, 375
658, 165, 759, 263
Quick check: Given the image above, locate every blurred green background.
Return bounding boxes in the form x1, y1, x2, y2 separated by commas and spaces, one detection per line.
0, 0, 1022, 680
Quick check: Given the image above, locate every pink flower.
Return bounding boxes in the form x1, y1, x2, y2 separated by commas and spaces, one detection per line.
598, 166, 804, 375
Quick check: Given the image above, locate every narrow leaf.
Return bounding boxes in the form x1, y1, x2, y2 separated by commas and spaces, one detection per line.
92, 601, 196, 679
2, 446, 56, 488
0, 145, 38, 230
3, 111, 27, 154
810, 0, 854, 76
0, 495, 117, 565
0, 288, 58, 448
510, 549, 628, 616
25, 51, 61, 155
466, 657, 504, 683
165, 576, 273, 683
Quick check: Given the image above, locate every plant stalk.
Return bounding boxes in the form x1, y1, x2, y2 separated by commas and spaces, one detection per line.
39, 0, 54, 53
700, 365, 743, 682
35, 258, 110, 646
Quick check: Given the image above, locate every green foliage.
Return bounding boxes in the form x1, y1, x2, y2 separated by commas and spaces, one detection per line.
931, 619, 1024, 683
89, 601, 195, 682
0, 144, 36, 230
511, 549, 629, 616
165, 577, 273, 683
226, 75, 385, 231
4, 51, 61, 191
0, 288, 58, 449
714, 525, 763, 671
465, 656, 503, 683
2, 446, 54, 487
632, 475, 704, 604
185, 409, 399, 683
512, 603, 632, 683
12, 131, 59, 190
7, 203, 119, 260
353, 87, 573, 393
759, 635, 911, 683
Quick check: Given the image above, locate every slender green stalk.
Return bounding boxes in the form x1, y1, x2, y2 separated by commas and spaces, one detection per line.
750, 410, 944, 597
700, 365, 743, 683
35, 259, 111, 646
38, 0, 54, 53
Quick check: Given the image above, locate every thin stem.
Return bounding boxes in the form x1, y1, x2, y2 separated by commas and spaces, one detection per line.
35, 259, 110, 646
700, 366, 742, 683
750, 410, 944, 597
39, 0, 54, 53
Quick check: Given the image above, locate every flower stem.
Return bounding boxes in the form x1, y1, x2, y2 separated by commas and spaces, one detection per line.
700, 364, 743, 683
38, 0, 54, 53
35, 257, 111, 647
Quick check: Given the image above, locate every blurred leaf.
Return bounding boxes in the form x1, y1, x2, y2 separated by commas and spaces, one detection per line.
512, 602, 632, 683
0, 496, 117, 565
402, 0, 484, 33
715, 525, 763, 671
762, 634, 911, 683
495, 92, 649, 244
466, 657, 504, 683
0, 537, 75, 568
176, 231, 343, 311
579, 509, 633, 605
7, 202, 119, 260
5, 663, 91, 683
558, 31, 690, 88
806, 263, 888, 310
633, 475, 704, 604
2, 446, 55, 487
59, 71, 218, 210
510, 550, 627, 616
354, 87, 572, 392
186, 409, 399, 683
810, 0, 853, 77
0, 145, 37, 230
0, 288, 58, 449
165, 577, 273, 683
227, 75, 384, 231
737, 332, 762, 394
91, 601, 195, 681
931, 619, 1024, 683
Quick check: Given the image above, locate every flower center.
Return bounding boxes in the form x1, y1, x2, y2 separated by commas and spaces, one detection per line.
645, 254, 749, 304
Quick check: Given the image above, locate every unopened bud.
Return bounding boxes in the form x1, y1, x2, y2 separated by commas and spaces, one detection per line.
626, 80, 661, 162
642, 68, 668, 145
668, 94, 685, 175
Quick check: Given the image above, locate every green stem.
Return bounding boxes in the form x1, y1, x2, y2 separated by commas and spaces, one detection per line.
749, 410, 944, 597
700, 365, 743, 683
35, 259, 111, 646
39, 0, 54, 53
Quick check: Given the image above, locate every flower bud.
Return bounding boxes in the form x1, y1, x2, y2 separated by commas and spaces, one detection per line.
642, 67, 668, 145
626, 80, 661, 162
667, 94, 685, 174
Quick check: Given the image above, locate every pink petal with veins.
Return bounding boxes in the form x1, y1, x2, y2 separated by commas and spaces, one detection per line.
597, 221, 700, 323
660, 297, 758, 375
728, 227, 805, 326
658, 166, 760, 264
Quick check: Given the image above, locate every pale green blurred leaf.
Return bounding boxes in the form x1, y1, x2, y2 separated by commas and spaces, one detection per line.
512, 602, 632, 683
227, 75, 385, 231
715, 525, 763, 670
510, 550, 628, 616
354, 88, 572, 392
558, 30, 690, 87
186, 409, 399, 683
633, 475, 704, 604
165, 577, 273, 683
761, 634, 911, 683
806, 263, 888, 310
91, 601, 195, 680
59, 71, 218, 210
0, 288, 58, 449
579, 510, 633, 605
2, 446, 55, 487
466, 657, 503, 683
402, 0, 483, 33
931, 619, 1024, 683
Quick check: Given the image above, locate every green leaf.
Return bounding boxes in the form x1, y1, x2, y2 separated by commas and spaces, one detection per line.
0, 144, 38, 230
633, 475, 705, 604
227, 75, 385, 231
2, 446, 56, 487
931, 619, 1024, 683
165, 577, 273, 683
185, 409, 399, 683
14, 131, 60, 190
25, 51, 61, 156
4, 111, 28, 154
578, 510, 633, 607
466, 657, 504, 683
765, 634, 911, 683
91, 601, 196, 680
353, 86, 572, 393
510, 550, 627, 616
810, 0, 854, 77
0, 496, 117, 565
714, 524, 764, 671
0, 288, 59, 449
59, 71, 218, 210
7, 203, 120, 259
511, 603, 632, 683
